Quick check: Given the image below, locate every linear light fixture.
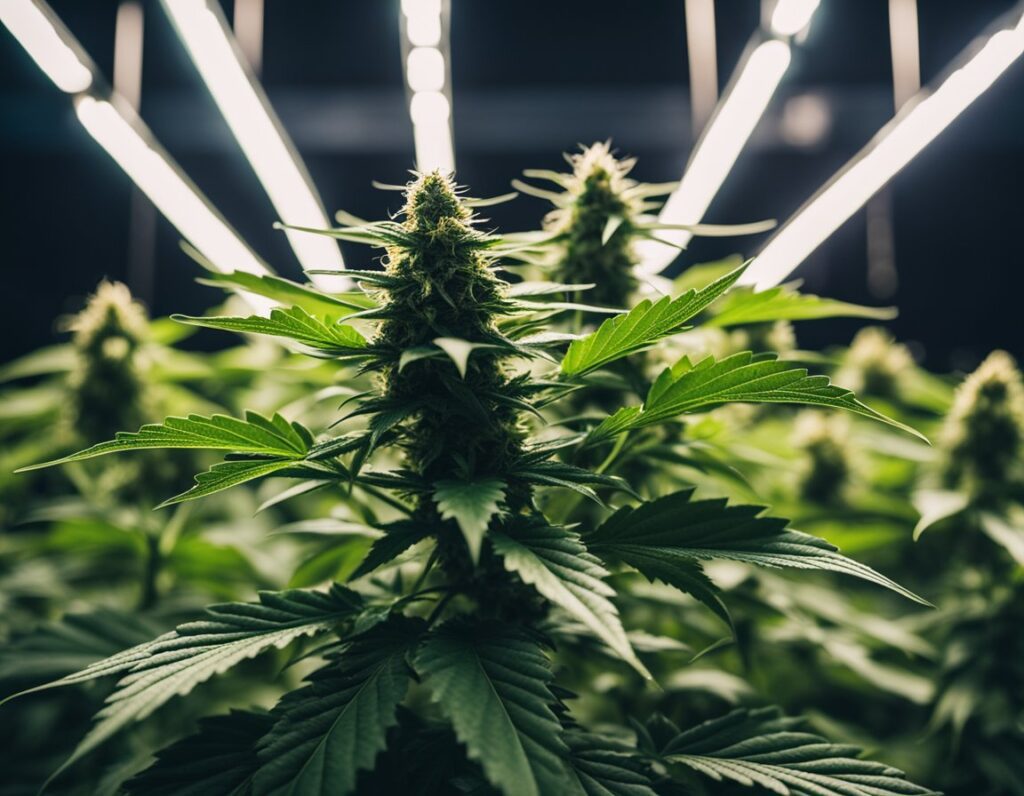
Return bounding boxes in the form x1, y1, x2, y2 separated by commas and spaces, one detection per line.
400, 0, 455, 173
636, 0, 821, 276
161, 0, 347, 289
741, 7, 1024, 290
76, 95, 274, 311
2, 0, 273, 310
0, 0, 92, 93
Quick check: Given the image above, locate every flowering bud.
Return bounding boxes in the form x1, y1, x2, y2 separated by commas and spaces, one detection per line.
837, 327, 913, 398
940, 350, 1024, 495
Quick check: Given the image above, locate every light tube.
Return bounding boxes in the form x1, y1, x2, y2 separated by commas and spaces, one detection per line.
742, 12, 1024, 290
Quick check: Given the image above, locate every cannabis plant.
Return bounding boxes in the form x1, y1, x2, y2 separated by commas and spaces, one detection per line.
6, 172, 941, 795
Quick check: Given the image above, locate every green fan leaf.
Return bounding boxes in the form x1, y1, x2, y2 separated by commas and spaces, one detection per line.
18, 410, 313, 471
173, 306, 368, 356
588, 488, 929, 606
194, 266, 376, 315
564, 730, 657, 796
708, 285, 896, 328
160, 459, 306, 508
253, 616, 423, 796
350, 521, 432, 579
560, 262, 747, 376
413, 618, 570, 796
589, 352, 926, 443
492, 520, 651, 680
27, 585, 363, 777
661, 707, 938, 796
124, 709, 272, 796
433, 477, 506, 563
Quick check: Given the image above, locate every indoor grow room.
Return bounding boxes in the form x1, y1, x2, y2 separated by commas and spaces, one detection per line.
1, 1, 1023, 795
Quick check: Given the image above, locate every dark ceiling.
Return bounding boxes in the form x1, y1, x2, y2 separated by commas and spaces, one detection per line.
1, 0, 1022, 370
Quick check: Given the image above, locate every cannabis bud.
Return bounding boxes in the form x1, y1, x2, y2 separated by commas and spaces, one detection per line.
528, 142, 645, 307
793, 410, 852, 503
940, 350, 1024, 496
66, 281, 150, 442
837, 327, 913, 398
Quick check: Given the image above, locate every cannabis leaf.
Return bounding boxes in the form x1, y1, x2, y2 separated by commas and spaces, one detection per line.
588, 488, 929, 606
661, 707, 937, 796
707, 284, 896, 327
414, 619, 569, 796
589, 352, 925, 443
433, 477, 506, 563
124, 710, 272, 796
173, 306, 368, 356
560, 263, 746, 376
253, 616, 422, 796
350, 521, 432, 580
20, 585, 363, 777
564, 731, 657, 796
491, 520, 651, 680
194, 265, 376, 315
158, 458, 306, 508
19, 410, 314, 470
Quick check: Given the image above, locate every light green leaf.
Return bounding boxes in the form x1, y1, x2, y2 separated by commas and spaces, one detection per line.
26, 585, 363, 779
157, 459, 304, 508
708, 285, 896, 328
589, 352, 926, 443
253, 616, 422, 796
491, 520, 651, 680
433, 337, 489, 378
173, 306, 367, 356
561, 263, 747, 376
124, 710, 272, 796
979, 510, 1024, 566
18, 411, 312, 471
588, 488, 929, 606
662, 707, 937, 796
602, 215, 625, 246
433, 477, 506, 563
671, 257, 744, 294
912, 489, 969, 540
194, 267, 375, 316
414, 619, 570, 796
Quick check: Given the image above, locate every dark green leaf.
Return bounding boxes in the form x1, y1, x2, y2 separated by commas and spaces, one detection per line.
588, 488, 929, 606
124, 710, 272, 796
253, 616, 422, 796
491, 520, 650, 679
662, 707, 938, 796
561, 263, 747, 376
589, 353, 925, 443
414, 619, 570, 796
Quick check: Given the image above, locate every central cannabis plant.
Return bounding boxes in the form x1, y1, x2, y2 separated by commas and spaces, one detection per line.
10, 172, 937, 795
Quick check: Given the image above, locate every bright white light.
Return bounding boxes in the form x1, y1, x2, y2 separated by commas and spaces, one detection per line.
636, 39, 792, 275
771, 0, 821, 37
780, 93, 830, 146
410, 91, 454, 173
162, 0, 347, 289
743, 17, 1024, 290
0, 0, 92, 93
75, 96, 273, 311
407, 46, 446, 92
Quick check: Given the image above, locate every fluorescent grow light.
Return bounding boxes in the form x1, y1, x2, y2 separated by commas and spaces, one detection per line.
162, 0, 347, 286
742, 10, 1024, 290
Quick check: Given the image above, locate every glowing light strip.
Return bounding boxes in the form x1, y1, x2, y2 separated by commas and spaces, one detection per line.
76, 95, 274, 311
400, 0, 455, 172
162, 0, 347, 288
635, 39, 793, 275
742, 11, 1024, 290
636, 0, 822, 275
0, 0, 92, 93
